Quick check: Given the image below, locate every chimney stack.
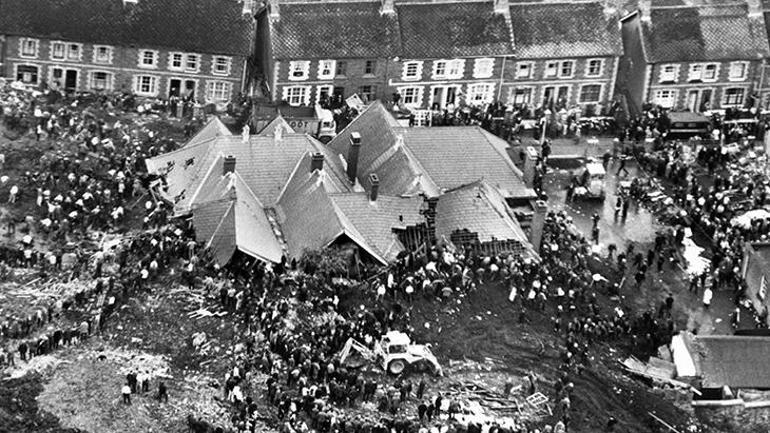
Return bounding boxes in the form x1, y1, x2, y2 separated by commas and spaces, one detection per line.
346, 132, 362, 184
369, 173, 380, 202
381, 0, 395, 15
311, 152, 324, 172
223, 155, 236, 175
269, 0, 280, 20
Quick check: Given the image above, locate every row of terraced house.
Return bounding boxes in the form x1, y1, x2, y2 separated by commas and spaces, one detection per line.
2, 0, 770, 115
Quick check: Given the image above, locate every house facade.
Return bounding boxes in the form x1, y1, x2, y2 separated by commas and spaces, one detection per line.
620, 0, 769, 115
0, 0, 256, 105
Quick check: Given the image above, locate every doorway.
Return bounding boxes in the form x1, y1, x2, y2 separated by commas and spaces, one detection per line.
64, 70, 78, 91
431, 86, 458, 110
169, 79, 196, 100
686, 89, 713, 113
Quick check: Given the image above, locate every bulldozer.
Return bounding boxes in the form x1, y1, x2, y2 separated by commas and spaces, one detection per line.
338, 331, 442, 376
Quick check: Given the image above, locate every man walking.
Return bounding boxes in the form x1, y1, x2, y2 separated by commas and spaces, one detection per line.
122, 382, 132, 404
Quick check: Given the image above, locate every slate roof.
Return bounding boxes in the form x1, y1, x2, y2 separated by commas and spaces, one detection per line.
329, 102, 535, 200
509, 1, 622, 58
0, 0, 254, 56
693, 335, 770, 389
193, 199, 237, 265
641, 3, 770, 62
269, 1, 401, 59
395, 1, 512, 59
256, 115, 295, 136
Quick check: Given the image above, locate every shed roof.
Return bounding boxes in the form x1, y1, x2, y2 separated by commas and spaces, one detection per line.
693, 335, 770, 389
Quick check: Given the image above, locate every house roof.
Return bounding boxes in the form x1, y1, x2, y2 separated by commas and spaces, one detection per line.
395, 1, 512, 59
641, 3, 770, 63
268, 1, 401, 59
256, 114, 295, 136
693, 335, 770, 389
509, 1, 622, 59
0, 0, 255, 56
329, 102, 535, 200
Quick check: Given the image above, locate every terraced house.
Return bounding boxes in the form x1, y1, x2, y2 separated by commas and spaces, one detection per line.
620, 0, 769, 114
256, 0, 622, 113
0, 0, 256, 106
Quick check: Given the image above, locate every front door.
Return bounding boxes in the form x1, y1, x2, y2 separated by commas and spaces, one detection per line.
687, 90, 699, 112
556, 86, 569, 109
64, 70, 77, 91
184, 80, 196, 100
52, 68, 64, 89
700, 89, 712, 112
543, 86, 555, 108
169, 79, 182, 98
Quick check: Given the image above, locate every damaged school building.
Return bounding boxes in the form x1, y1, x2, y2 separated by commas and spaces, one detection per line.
146, 101, 544, 265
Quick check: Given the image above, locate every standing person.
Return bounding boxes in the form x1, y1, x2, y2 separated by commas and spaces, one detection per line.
616, 156, 629, 177
122, 382, 132, 404
703, 287, 713, 309
157, 381, 168, 402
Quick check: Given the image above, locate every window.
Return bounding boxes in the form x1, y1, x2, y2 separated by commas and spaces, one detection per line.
67, 44, 81, 61
579, 84, 602, 103
93, 45, 113, 64
545, 62, 558, 78
359, 85, 376, 102
723, 88, 745, 107
688, 63, 718, 82
432, 61, 447, 79
398, 86, 423, 106
402, 61, 423, 81
16, 65, 39, 84
134, 75, 158, 96
51, 42, 66, 60
90, 71, 112, 91
288, 61, 310, 81
516, 62, 532, 79
559, 61, 574, 78
659, 64, 678, 83
473, 58, 494, 79
19, 38, 38, 58
318, 60, 336, 80
212, 56, 232, 76
206, 81, 232, 102
139, 50, 158, 68
653, 89, 677, 108
586, 59, 603, 77
729, 61, 748, 81
316, 84, 334, 105
336, 61, 347, 77
467, 83, 495, 105
169, 53, 184, 70
511, 87, 532, 105
364, 60, 377, 75
447, 59, 464, 79
185, 54, 200, 73
282, 86, 310, 106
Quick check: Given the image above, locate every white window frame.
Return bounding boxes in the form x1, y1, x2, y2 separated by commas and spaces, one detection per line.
316, 84, 334, 104
19, 38, 39, 59
138, 50, 159, 69
282, 85, 311, 106
212, 56, 232, 76
398, 86, 423, 107
543, 85, 571, 106
206, 80, 232, 103
432, 60, 448, 79
544, 61, 558, 78
473, 58, 495, 79
66, 43, 83, 62
168, 52, 184, 71
14, 63, 40, 84
585, 59, 603, 78
50, 41, 66, 61
722, 87, 746, 108
288, 61, 311, 81
446, 59, 465, 79
92, 45, 114, 64
559, 60, 575, 78
688, 63, 718, 82
402, 61, 423, 81
133, 74, 159, 96
364, 59, 377, 76
728, 61, 749, 82
509, 87, 533, 105
317, 59, 336, 80
184, 53, 200, 74
89, 70, 114, 91
578, 84, 603, 104
515, 62, 533, 79
659, 64, 679, 83
466, 83, 495, 105
653, 89, 677, 108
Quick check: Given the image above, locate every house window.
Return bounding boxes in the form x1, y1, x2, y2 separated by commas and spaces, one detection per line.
93, 46, 112, 64
579, 84, 602, 103
586, 59, 603, 77
67, 44, 81, 61
446, 59, 464, 79
288, 61, 310, 81
134, 75, 158, 96
398, 86, 423, 106
653, 89, 677, 108
723, 88, 745, 107
544, 61, 558, 78
688, 63, 718, 82
402, 61, 423, 81
169, 53, 184, 70
511, 87, 532, 105
139, 50, 158, 68
467, 83, 495, 105
359, 85, 376, 102
51, 42, 66, 60
516, 62, 532, 79
283, 85, 310, 106
318, 60, 336, 80
90, 71, 112, 91
16, 65, 39, 84
659, 64, 678, 83
185, 54, 200, 73
559, 61, 574, 78
206, 81, 232, 102
364, 60, 377, 75
729, 62, 748, 81
473, 58, 494, 79
212, 56, 232, 76
316, 84, 334, 105
336, 61, 347, 77
433, 61, 447, 79
19, 38, 38, 58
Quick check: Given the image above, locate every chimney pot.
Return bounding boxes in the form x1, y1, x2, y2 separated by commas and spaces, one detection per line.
311, 152, 324, 172
223, 155, 236, 175
381, 0, 395, 15
369, 173, 380, 202
346, 132, 362, 184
